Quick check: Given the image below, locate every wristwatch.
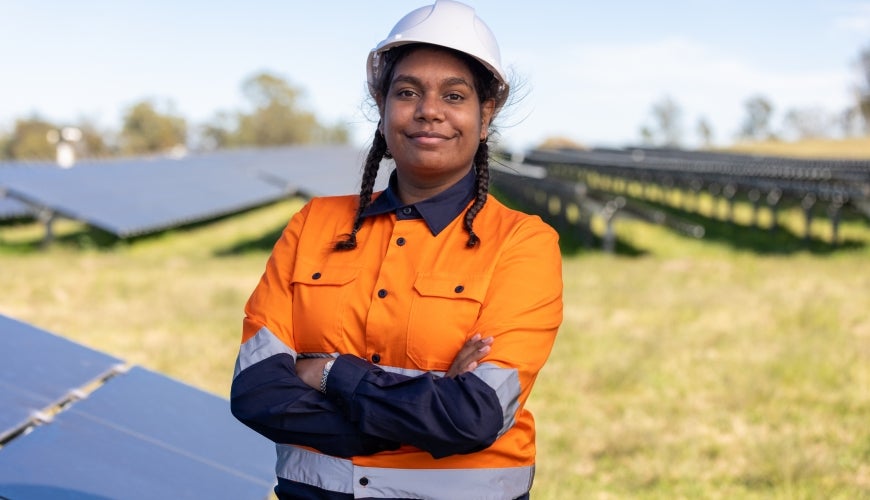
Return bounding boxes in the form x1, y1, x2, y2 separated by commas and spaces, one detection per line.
319, 359, 335, 394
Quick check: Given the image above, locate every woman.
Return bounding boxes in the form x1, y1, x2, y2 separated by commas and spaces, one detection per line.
230, 1, 563, 498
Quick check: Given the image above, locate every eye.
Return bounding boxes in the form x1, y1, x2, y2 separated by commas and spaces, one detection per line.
396, 88, 418, 99
444, 92, 464, 102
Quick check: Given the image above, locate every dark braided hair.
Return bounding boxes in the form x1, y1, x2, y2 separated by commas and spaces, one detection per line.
333, 128, 389, 250
335, 43, 502, 251
464, 140, 489, 247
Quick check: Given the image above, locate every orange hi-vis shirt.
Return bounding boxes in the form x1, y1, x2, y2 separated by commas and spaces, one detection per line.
232, 188, 563, 499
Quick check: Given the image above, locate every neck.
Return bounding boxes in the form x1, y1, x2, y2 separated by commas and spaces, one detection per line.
396, 167, 473, 205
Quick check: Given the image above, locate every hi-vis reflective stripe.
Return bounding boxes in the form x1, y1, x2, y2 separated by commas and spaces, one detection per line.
471, 364, 520, 437
234, 327, 522, 436
233, 327, 297, 379
276, 444, 534, 500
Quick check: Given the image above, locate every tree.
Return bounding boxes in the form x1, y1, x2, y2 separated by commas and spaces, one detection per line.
3, 115, 57, 160
75, 120, 113, 158
639, 96, 683, 147
209, 71, 348, 149
696, 117, 714, 148
120, 99, 187, 155
856, 44, 870, 133
739, 95, 775, 141
782, 107, 832, 140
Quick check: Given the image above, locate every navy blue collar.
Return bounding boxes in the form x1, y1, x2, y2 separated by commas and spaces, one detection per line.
361, 168, 476, 236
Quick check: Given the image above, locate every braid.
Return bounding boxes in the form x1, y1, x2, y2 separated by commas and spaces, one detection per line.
463, 139, 490, 247
334, 129, 388, 251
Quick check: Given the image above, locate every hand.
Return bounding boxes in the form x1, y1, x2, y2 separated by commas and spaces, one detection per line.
446, 334, 493, 378
296, 358, 331, 390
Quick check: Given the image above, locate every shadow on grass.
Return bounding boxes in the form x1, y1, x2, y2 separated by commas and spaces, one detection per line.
215, 225, 284, 256
0, 222, 124, 253
639, 200, 867, 255
492, 187, 868, 256
490, 188, 647, 257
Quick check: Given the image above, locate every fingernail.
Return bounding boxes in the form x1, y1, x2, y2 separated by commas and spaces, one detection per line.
478, 345, 491, 353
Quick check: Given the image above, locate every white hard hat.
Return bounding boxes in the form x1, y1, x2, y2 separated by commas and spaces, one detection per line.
367, 0, 509, 111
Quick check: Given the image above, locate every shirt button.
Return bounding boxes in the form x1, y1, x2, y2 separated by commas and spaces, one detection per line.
454, 285, 465, 293
402, 207, 412, 215
378, 289, 388, 298
311, 272, 321, 280
396, 237, 406, 246
372, 353, 381, 363
359, 477, 369, 486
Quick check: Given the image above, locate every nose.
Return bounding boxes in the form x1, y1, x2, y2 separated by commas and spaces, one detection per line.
415, 93, 444, 122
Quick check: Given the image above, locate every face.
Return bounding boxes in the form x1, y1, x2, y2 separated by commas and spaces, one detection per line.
378, 47, 495, 198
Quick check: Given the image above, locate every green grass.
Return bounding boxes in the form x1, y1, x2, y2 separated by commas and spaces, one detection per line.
1, 197, 868, 498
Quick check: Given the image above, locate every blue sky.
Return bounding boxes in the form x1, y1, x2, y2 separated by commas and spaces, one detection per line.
1, 0, 868, 152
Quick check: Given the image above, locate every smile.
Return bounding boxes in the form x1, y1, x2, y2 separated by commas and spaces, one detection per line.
407, 131, 453, 145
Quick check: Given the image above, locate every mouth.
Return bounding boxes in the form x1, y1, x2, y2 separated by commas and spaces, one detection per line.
408, 131, 451, 139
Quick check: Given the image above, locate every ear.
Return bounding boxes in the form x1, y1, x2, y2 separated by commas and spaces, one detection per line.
479, 99, 496, 141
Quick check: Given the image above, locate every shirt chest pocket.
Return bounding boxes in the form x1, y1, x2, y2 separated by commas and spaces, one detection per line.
291, 264, 360, 353
407, 274, 487, 371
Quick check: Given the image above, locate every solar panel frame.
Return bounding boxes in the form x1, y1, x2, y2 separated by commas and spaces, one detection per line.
0, 314, 123, 443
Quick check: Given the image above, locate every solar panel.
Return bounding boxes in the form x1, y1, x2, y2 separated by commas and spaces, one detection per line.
0, 314, 123, 442
0, 145, 388, 238
0, 163, 55, 220
0, 367, 275, 500
0, 196, 32, 219
0, 155, 289, 237
237, 145, 390, 196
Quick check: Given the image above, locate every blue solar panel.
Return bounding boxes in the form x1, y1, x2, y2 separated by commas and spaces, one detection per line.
0, 163, 55, 220
0, 146, 387, 238
0, 314, 123, 442
0, 196, 32, 219
0, 366, 275, 500
236, 145, 390, 196
0, 155, 288, 237
0, 316, 276, 499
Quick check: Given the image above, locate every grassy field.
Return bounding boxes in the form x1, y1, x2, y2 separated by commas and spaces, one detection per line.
1, 192, 869, 498
718, 136, 870, 159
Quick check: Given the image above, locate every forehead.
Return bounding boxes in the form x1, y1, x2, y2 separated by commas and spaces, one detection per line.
391, 46, 476, 83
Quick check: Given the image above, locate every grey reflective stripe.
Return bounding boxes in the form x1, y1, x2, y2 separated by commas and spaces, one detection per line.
473, 362, 521, 436
276, 444, 353, 494
380, 362, 520, 437
380, 365, 437, 377
276, 444, 533, 500
233, 326, 297, 379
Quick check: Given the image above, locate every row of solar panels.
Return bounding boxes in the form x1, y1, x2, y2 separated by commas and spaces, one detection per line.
0, 313, 275, 499
0, 145, 389, 238
525, 147, 870, 213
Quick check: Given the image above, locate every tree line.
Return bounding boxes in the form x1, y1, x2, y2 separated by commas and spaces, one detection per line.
0, 71, 349, 162
637, 45, 870, 148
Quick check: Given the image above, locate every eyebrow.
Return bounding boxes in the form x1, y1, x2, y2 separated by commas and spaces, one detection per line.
391, 74, 474, 91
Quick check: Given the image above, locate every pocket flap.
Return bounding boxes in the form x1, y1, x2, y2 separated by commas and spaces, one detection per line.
413, 274, 486, 302
292, 264, 359, 286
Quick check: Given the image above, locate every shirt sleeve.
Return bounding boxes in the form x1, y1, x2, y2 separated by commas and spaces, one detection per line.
229, 202, 400, 457
321, 217, 563, 459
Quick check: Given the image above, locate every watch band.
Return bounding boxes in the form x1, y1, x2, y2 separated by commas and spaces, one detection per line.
319, 359, 335, 394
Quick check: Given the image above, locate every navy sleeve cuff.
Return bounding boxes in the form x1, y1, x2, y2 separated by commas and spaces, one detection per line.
324, 354, 374, 420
